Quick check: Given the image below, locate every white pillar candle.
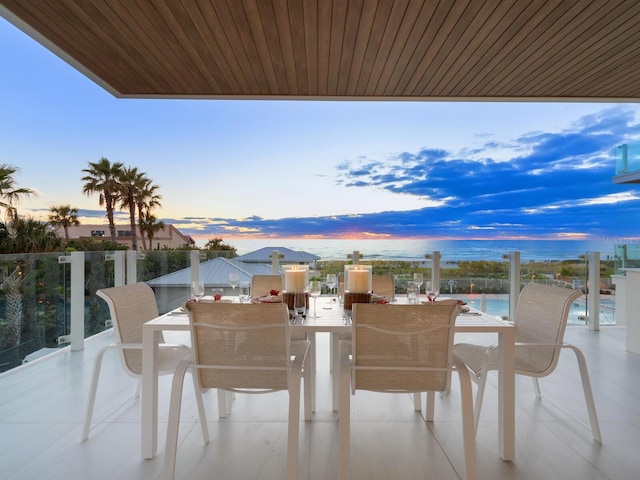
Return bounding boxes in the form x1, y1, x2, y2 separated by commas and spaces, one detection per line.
348, 269, 370, 293
285, 269, 307, 291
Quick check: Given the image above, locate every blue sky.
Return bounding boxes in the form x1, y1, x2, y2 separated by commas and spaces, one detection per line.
2, 17, 640, 245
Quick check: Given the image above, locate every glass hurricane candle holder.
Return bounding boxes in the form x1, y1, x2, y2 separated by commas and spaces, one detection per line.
344, 264, 372, 294
283, 265, 309, 292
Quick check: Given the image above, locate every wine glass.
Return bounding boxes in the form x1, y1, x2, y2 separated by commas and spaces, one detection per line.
293, 290, 306, 323
309, 280, 322, 318
413, 273, 424, 300
325, 273, 337, 308
228, 272, 239, 302
426, 282, 439, 303
191, 280, 204, 302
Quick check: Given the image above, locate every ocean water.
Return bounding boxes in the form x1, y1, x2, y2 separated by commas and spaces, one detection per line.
230, 238, 615, 262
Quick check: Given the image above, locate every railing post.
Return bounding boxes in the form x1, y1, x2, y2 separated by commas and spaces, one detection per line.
348, 251, 362, 265
618, 143, 628, 174
58, 251, 85, 351
426, 251, 441, 291
126, 250, 139, 284
503, 251, 520, 321
587, 251, 600, 331
190, 250, 200, 285
105, 250, 126, 286
270, 249, 283, 274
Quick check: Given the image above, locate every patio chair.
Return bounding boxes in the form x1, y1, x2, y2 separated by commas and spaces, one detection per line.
163, 302, 311, 480
372, 274, 395, 298
81, 282, 192, 441
251, 274, 283, 296
453, 282, 601, 442
339, 303, 476, 480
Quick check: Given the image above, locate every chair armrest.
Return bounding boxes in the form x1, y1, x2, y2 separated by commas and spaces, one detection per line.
514, 342, 564, 348
106, 343, 143, 350
159, 343, 191, 352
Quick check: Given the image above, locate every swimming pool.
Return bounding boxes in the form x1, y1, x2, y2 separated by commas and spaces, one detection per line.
451, 295, 616, 325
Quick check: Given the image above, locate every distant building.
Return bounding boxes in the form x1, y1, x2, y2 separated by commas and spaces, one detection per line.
235, 246, 320, 268
59, 224, 195, 250
147, 248, 320, 312
147, 257, 273, 311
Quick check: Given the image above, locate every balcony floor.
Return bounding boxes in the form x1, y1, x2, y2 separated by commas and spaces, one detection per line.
1, 326, 639, 480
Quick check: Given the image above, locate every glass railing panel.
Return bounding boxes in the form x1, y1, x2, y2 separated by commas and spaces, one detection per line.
136, 250, 193, 283
312, 257, 613, 325
0, 249, 616, 373
0, 252, 68, 372
614, 243, 640, 273
83, 251, 115, 337
615, 143, 640, 175
137, 250, 194, 313
0, 251, 120, 372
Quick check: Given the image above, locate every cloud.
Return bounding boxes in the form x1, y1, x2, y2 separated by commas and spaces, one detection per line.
203, 113, 631, 239
30, 107, 640, 242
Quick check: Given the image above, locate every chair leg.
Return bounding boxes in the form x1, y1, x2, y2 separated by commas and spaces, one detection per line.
413, 392, 422, 412
163, 360, 190, 480
286, 371, 302, 480
532, 377, 542, 399
441, 371, 452, 397
425, 392, 435, 422
191, 376, 209, 444
338, 342, 351, 480
303, 346, 313, 421
81, 346, 109, 442
567, 345, 602, 443
456, 363, 478, 480
472, 371, 487, 435
217, 389, 229, 418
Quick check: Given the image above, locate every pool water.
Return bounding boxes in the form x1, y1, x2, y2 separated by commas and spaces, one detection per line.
452, 295, 616, 325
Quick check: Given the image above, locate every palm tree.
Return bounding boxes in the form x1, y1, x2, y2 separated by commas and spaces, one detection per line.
48, 204, 80, 242
204, 237, 238, 255
0, 217, 61, 253
134, 176, 162, 250
81, 158, 124, 242
115, 166, 142, 250
0, 164, 36, 221
2, 268, 24, 347
139, 213, 165, 250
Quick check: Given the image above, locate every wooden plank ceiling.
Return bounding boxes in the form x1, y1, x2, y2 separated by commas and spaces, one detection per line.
2, 0, 640, 100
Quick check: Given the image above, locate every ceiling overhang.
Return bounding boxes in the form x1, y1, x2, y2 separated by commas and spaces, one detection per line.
2, 0, 640, 101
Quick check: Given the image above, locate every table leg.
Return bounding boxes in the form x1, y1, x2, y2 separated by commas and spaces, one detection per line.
498, 328, 516, 461
141, 327, 161, 459
332, 332, 340, 411
309, 332, 316, 413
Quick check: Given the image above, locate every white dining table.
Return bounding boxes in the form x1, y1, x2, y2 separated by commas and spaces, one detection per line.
141, 298, 515, 462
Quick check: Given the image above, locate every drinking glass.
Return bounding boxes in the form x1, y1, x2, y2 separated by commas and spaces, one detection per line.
211, 288, 224, 301
191, 281, 204, 302
238, 281, 251, 303
309, 280, 322, 318
293, 290, 306, 323
228, 272, 239, 301
325, 273, 337, 308
407, 281, 418, 304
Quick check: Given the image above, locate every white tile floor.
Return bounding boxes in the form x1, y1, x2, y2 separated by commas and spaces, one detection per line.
1, 326, 639, 480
